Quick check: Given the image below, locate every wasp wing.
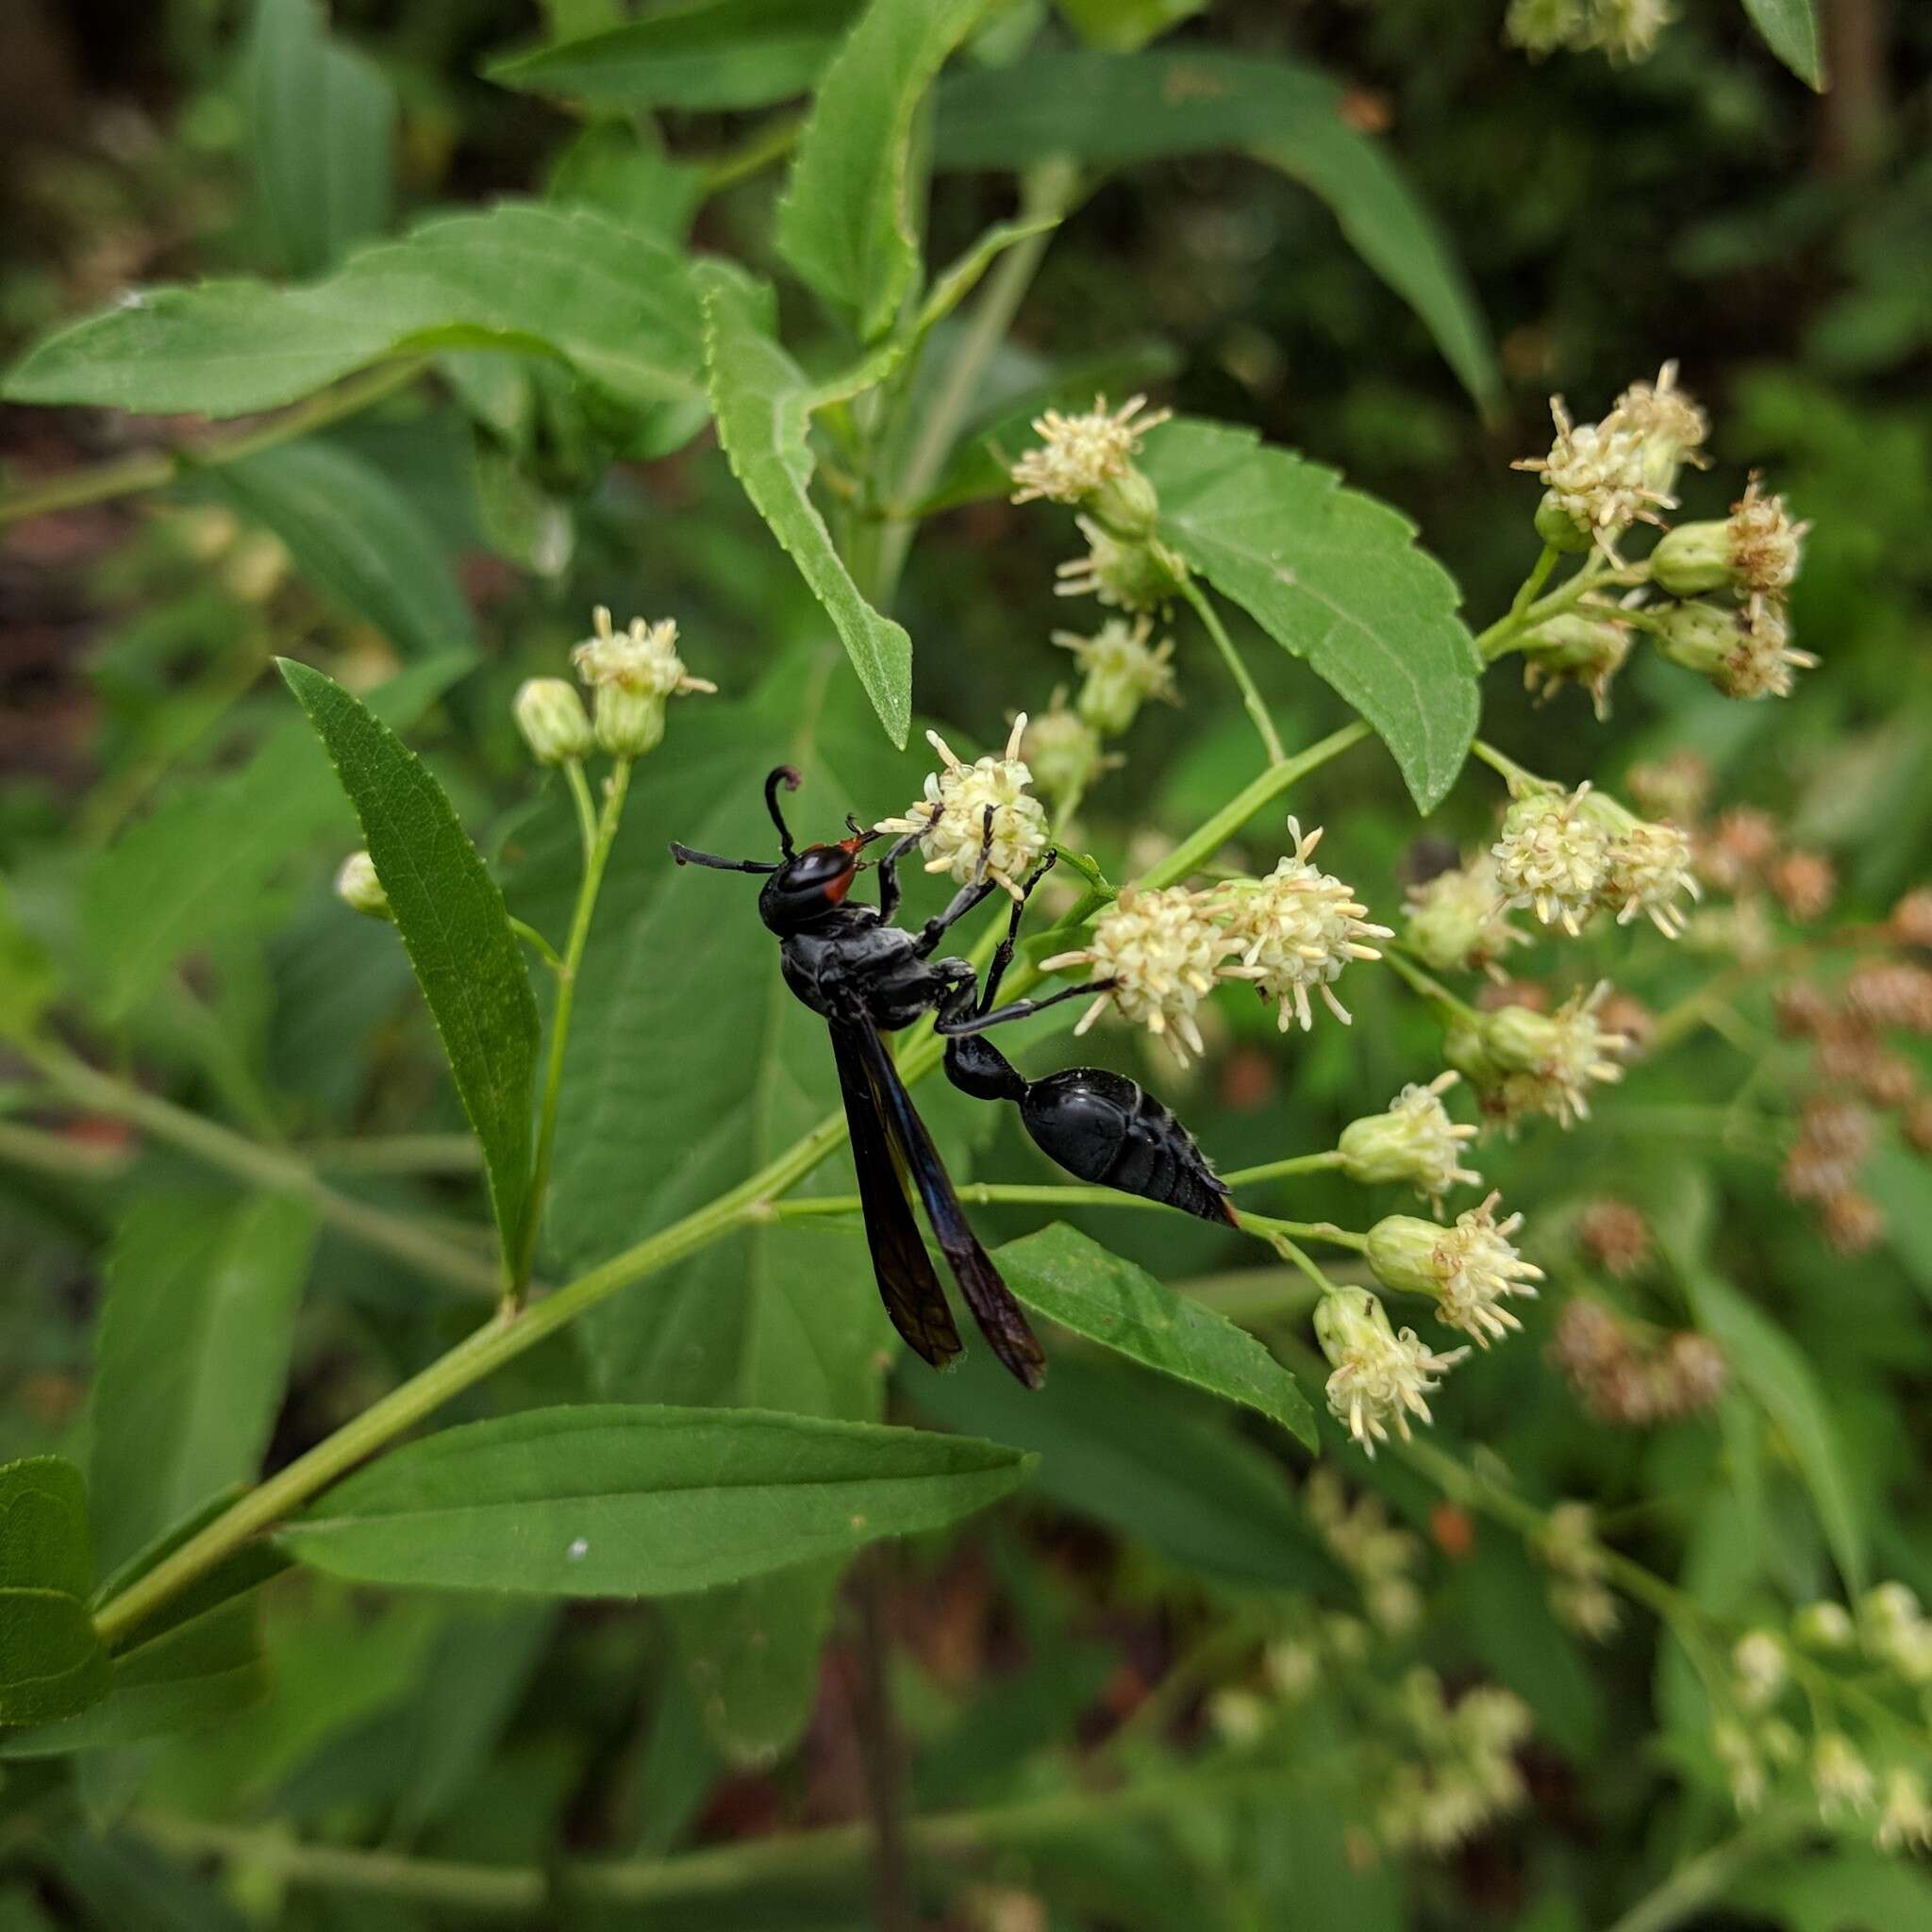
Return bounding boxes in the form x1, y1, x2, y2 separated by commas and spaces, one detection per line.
827, 1021, 963, 1372
845, 1016, 1047, 1391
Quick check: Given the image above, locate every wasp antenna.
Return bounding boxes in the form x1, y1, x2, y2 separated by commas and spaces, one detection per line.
765, 766, 802, 857
669, 841, 778, 874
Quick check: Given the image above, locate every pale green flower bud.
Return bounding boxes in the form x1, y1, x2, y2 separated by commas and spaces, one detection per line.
1647, 597, 1738, 677
1791, 1601, 1855, 1651
1404, 858, 1527, 976
1315, 1286, 1468, 1455
593, 686, 666, 758
1086, 465, 1161, 541
1519, 610, 1632, 720
1649, 521, 1733, 597
512, 676, 593, 766
1055, 516, 1189, 613
1338, 1071, 1481, 1206
1650, 599, 1817, 701
1366, 1192, 1542, 1346
1534, 489, 1594, 553
1452, 986, 1627, 1129
1019, 701, 1105, 810
1055, 616, 1177, 738
335, 851, 391, 922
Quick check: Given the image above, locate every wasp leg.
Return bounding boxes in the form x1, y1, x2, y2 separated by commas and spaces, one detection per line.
874, 824, 924, 922
935, 977, 1117, 1038
977, 851, 1060, 1012
913, 808, 1006, 957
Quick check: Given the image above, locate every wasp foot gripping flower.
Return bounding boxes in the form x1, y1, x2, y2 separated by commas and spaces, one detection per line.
876, 719, 1051, 902
1448, 983, 1627, 1127
1650, 598, 1818, 701
335, 851, 391, 921
1040, 884, 1234, 1065
1009, 393, 1171, 522
1339, 1072, 1482, 1208
1652, 475, 1808, 609
1315, 1286, 1469, 1455
571, 607, 715, 758
1403, 856, 1529, 978
1054, 514, 1189, 612
1053, 616, 1178, 737
1515, 397, 1671, 555
1214, 819, 1392, 1030
1491, 788, 1610, 936
512, 676, 593, 767
1519, 608, 1632, 719
1537, 1502, 1621, 1641
1367, 1192, 1543, 1347
1609, 359, 1707, 494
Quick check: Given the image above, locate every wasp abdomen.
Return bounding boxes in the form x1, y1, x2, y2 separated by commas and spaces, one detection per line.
1020, 1068, 1238, 1226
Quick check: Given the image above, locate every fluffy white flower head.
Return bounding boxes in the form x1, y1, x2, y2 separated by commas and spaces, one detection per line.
1215, 819, 1392, 1030
1009, 394, 1171, 507
1339, 1070, 1482, 1208
571, 607, 715, 697
1514, 397, 1670, 550
1053, 615, 1177, 736
1315, 1286, 1469, 1456
875, 719, 1049, 902
1727, 475, 1807, 608
1367, 1191, 1544, 1347
1721, 601, 1818, 701
1040, 884, 1234, 1066
1492, 787, 1611, 935
1605, 818, 1702, 936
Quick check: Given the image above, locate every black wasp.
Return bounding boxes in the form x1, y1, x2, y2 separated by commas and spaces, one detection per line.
671, 767, 1236, 1389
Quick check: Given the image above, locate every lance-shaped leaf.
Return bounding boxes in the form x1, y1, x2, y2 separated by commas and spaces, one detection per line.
0, 1458, 109, 1728
281, 660, 539, 1262
6, 204, 706, 423
998, 1224, 1317, 1447
934, 49, 1497, 410
489, 0, 861, 109
1740, 0, 1824, 90
774, 0, 991, 341
701, 265, 911, 743
278, 1406, 1034, 1594
1141, 417, 1478, 812
214, 441, 476, 662
89, 1191, 319, 1576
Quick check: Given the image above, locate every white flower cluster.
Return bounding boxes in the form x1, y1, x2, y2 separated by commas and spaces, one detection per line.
1304, 1467, 1426, 1636
1448, 982, 1629, 1129
1008, 394, 1170, 508
1040, 814, 1388, 1061
1367, 1191, 1544, 1347
567, 606, 715, 758
1535, 1501, 1621, 1641
1491, 785, 1701, 938
875, 719, 1051, 902
1378, 1670, 1534, 1857
1053, 616, 1177, 738
1506, 0, 1674, 62
1338, 1070, 1483, 1208
1315, 1286, 1470, 1456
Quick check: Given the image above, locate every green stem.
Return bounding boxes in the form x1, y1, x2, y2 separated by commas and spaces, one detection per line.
872, 158, 1078, 605
697, 112, 805, 192
1383, 947, 1481, 1024
1473, 552, 1635, 662
85, 724, 1374, 1648
0, 359, 426, 526
562, 758, 599, 862
1600, 1812, 1813, 1932
1468, 738, 1546, 794
1181, 578, 1285, 766
1222, 1149, 1345, 1188
0, 1116, 135, 1183
511, 759, 631, 1303
508, 919, 565, 974
302, 1134, 482, 1174
20, 1040, 500, 1300
1138, 722, 1370, 891
1509, 544, 1560, 619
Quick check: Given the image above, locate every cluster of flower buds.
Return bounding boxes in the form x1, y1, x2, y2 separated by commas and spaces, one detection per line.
1708, 1583, 1932, 1853
1338, 1071, 1483, 1209
1402, 854, 1530, 979
1506, 0, 1674, 64
1545, 1295, 1728, 1425
1053, 616, 1178, 738
1780, 1096, 1887, 1256
1535, 1501, 1621, 1641
1314, 1285, 1470, 1456
1574, 1197, 1653, 1278
1375, 1669, 1533, 1857
1491, 782, 1702, 939
561, 606, 716, 759
1516, 603, 1633, 720
1303, 1467, 1426, 1636
1443, 982, 1629, 1129
1008, 394, 1191, 615
1039, 814, 1390, 1065
1017, 697, 1109, 819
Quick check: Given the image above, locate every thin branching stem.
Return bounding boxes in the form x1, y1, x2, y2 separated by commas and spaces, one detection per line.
1180, 578, 1286, 765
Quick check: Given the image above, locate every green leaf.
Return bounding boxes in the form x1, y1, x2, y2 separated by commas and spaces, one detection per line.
6, 204, 706, 422
278, 1406, 1033, 1595
912, 1347, 1340, 1592
81, 657, 468, 1022
700, 265, 911, 743
1684, 1268, 1866, 1597
89, 1191, 319, 1577
247, 0, 396, 277
933, 50, 1498, 408
997, 1224, 1317, 1446
0, 1591, 110, 1727
0, 880, 57, 1042
0, 1597, 265, 1757
489, 0, 860, 109
774, 0, 991, 341
1740, 0, 1825, 90
281, 660, 540, 1261
1141, 417, 1478, 812
1730, 1851, 1932, 1931
0, 1457, 92, 1599
213, 442, 476, 662
1054, 0, 1207, 50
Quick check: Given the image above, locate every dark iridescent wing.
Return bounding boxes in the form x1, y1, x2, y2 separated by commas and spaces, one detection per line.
846, 1017, 1047, 1391
828, 1021, 963, 1372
